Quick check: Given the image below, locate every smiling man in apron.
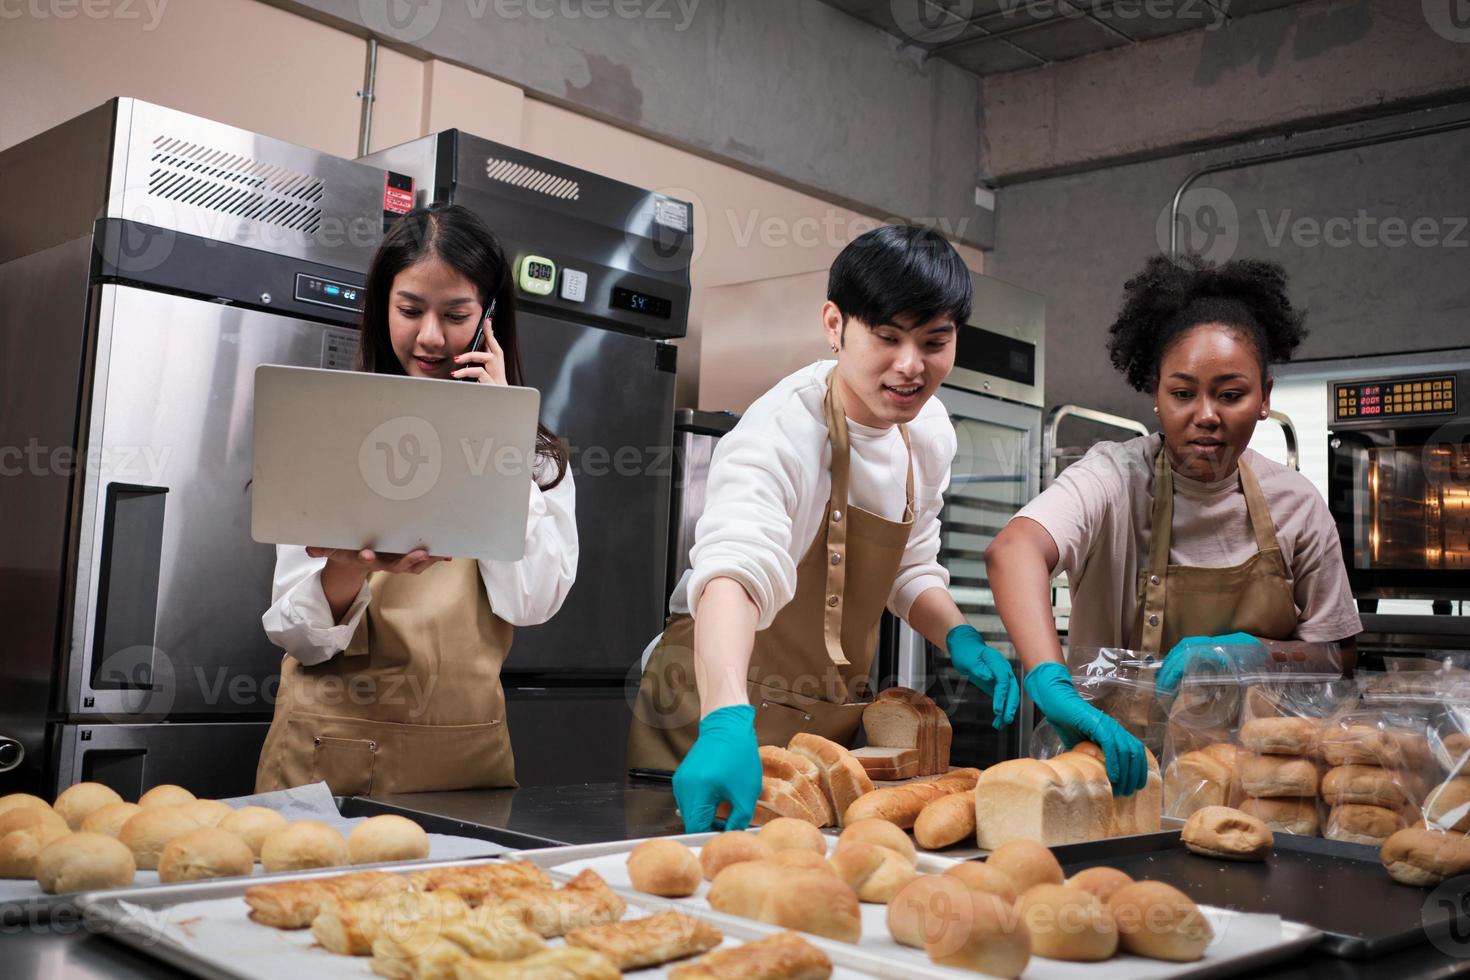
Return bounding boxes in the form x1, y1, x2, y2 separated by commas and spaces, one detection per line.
627, 225, 1020, 831
986, 254, 1362, 795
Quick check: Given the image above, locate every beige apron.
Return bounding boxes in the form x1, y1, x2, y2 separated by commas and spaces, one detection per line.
255, 556, 516, 795
626, 376, 915, 771
1105, 448, 1300, 743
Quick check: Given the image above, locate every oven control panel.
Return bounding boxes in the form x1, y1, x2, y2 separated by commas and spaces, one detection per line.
1334, 375, 1456, 421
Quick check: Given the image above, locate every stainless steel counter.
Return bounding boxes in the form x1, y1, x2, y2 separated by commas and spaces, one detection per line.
9, 780, 1470, 979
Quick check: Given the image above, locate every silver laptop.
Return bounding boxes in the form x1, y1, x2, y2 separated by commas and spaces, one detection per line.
251, 365, 542, 561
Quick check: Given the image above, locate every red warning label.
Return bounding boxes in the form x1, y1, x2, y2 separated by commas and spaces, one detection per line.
383, 174, 414, 215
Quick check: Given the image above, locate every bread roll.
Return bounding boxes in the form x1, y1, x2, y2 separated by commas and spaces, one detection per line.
1382, 827, 1470, 886
914, 793, 976, 851
986, 839, 1063, 894
81, 802, 143, 839
925, 889, 1031, 978
699, 831, 773, 880
1240, 717, 1318, 756
707, 860, 861, 942
1165, 751, 1231, 819
1017, 883, 1118, 961
1425, 778, 1470, 833
1240, 797, 1320, 836
842, 786, 928, 829
770, 849, 835, 874
0, 805, 69, 840
158, 827, 255, 882
120, 807, 201, 871
1239, 753, 1319, 798
0, 822, 71, 878
53, 782, 123, 831
35, 832, 136, 894
1321, 725, 1406, 767
1182, 805, 1273, 861
943, 861, 1019, 905
839, 818, 916, 865
1444, 732, 1470, 759
1322, 765, 1406, 808
1108, 880, 1212, 961
0, 793, 51, 817
348, 814, 429, 864
888, 874, 968, 948
178, 799, 234, 829
1328, 804, 1405, 845
217, 806, 287, 858
829, 840, 917, 903
627, 838, 702, 897
1068, 866, 1133, 904
756, 816, 827, 855
260, 821, 349, 872
1199, 742, 1239, 771
138, 784, 196, 809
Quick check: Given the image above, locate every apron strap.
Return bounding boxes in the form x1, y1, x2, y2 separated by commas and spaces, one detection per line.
1139, 445, 1175, 657
819, 374, 915, 669
1236, 459, 1280, 555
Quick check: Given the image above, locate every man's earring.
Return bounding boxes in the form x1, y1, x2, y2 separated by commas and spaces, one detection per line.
1152, 406, 1159, 415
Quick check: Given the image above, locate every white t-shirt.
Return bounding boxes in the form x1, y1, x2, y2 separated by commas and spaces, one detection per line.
673, 360, 955, 631
1014, 433, 1361, 650
261, 462, 578, 666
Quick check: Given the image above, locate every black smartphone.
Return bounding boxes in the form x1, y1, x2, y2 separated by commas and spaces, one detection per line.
459, 301, 495, 381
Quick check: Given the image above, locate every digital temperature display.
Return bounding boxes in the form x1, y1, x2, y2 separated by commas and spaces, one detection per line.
611, 285, 672, 319
1335, 376, 1455, 421
295, 273, 363, 313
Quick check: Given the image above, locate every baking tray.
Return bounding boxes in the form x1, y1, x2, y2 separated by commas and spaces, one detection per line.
0, 808, 514, 927
1052, 830, 1462, 958
77, 855, 874, 980
512, 834, 1322, 979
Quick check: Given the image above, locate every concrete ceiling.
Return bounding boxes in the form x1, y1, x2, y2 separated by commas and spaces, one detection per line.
820, 0, 1318, 75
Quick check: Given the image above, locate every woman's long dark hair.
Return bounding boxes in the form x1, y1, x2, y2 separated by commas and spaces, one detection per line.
358, 204, 568, 490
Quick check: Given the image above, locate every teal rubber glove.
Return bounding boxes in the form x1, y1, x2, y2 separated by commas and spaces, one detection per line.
1155, 632, 1266, 699
1024, 661, 1148, 796
672, 705, 762, 833
946, 625, 1020, 730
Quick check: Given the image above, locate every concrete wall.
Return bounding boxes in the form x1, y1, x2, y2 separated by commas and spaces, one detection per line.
981, 0, 1470, 182
0, 0, 983, 412
269, 0, 992, 247
984, 104, 1470, 430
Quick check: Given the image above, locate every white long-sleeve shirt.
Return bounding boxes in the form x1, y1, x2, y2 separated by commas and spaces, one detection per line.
671, 360, 955, 631
262, 460, 577, 665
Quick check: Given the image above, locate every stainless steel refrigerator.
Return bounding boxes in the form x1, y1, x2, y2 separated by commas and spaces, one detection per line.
359, 132, 690, 784
0, 99, 401, 797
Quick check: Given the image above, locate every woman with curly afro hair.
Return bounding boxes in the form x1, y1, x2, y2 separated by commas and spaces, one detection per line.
985, 255, 1361, 798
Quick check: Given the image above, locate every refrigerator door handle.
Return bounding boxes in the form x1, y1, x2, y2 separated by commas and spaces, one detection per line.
91, 483, 168, 693
0, 736, 23, 773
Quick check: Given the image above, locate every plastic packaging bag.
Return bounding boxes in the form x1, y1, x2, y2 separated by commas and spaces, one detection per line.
1357, 668, 1470, 837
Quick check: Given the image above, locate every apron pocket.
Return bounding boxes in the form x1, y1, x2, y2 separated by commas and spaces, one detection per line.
312, 735, 376, 796
748, 681, 867, 748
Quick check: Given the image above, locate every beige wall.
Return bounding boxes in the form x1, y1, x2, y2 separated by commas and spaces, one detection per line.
0, 0, 982, 411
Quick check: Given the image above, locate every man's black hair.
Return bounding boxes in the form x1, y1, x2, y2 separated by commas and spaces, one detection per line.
828, 224, 973, 336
